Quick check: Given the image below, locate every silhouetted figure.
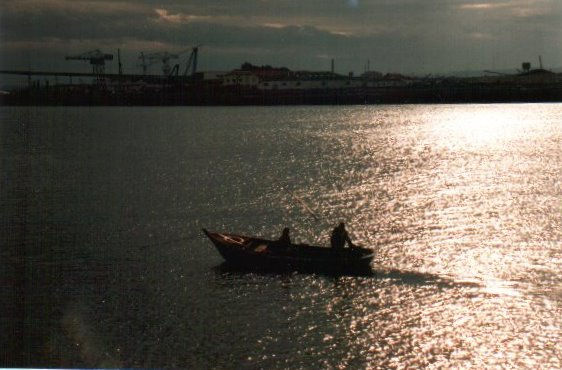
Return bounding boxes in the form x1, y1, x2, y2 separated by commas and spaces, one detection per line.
330, 222, 353, 250
278, 227, 291, 246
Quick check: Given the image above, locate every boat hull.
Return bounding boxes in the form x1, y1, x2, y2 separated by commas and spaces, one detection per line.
203, 229, 373, 275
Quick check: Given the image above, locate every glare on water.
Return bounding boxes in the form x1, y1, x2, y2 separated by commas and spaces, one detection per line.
2, 104, 561, 368
278, 104, 561, 368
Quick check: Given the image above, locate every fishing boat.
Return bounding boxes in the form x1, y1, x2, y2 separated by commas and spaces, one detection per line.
202, 229, 374, 275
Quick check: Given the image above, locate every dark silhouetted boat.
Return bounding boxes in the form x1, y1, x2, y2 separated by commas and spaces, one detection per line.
202, 229, 374, 275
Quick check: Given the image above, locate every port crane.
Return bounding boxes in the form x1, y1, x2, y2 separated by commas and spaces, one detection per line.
65, 49, 114, 76
183, 45, 200, 76
167, 45, 201, 77
139, 46, 201, 77
138, 51, 187, 76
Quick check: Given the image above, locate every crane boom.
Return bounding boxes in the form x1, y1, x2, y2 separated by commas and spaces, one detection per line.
183, 45, 200, 76
65, 49, 113, 78
138, 51, 182, 76
66, 49, 113, 63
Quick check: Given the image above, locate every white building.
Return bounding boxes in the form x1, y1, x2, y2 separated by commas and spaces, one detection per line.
258, 78, 362, 90
221, 71, 259, 87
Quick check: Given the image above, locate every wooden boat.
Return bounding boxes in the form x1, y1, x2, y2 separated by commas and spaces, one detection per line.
202, 229, 374, 275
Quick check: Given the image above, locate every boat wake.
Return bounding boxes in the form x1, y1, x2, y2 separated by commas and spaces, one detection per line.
371, 267, 484, 289
213, 262, 486, 289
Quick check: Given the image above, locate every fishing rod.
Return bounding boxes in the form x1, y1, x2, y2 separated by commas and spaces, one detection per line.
291, 191, 320, 222
290, 191, 366, 249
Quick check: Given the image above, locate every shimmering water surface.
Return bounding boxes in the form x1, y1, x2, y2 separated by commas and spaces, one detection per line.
2, 104, 561, 368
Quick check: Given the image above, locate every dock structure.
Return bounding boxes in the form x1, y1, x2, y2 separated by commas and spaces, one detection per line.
1, 57, 562, 105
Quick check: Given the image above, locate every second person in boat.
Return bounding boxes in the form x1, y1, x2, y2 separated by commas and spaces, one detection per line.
330, 222, 354, 250
272, 227, 292, 249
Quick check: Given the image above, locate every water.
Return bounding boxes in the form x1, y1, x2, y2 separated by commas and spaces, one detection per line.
2, 104, 561, 368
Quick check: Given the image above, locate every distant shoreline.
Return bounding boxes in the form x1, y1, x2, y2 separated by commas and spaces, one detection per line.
2, 85, 562, 106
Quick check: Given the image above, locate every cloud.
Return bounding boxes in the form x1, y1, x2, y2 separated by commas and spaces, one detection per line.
459, 2, 511, 10
467, 32, 495, 40
0, 0, 561, 74
154, 9, 215, 24
458, 0, 557, 19
2, 0, 151, 17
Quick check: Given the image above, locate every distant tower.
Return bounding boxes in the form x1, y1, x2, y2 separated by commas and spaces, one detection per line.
331, 59, 334, 74
539, 55, 543, 69
118, 49, 123, 75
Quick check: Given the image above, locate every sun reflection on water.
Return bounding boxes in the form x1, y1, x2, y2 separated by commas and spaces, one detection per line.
298, 104, 562, 368
430, 106, 528, 148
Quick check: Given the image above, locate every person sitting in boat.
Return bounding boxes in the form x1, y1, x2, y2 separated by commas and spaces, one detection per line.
277, 227, 291, 246
331, 222, 354, 250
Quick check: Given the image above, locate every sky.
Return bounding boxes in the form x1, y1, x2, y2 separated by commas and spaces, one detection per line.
1, 0, 561, 77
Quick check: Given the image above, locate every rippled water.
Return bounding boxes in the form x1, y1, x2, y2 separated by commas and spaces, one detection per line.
2, 104, 561, 368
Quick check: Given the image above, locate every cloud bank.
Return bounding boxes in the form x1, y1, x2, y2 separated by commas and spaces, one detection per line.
1, 0, 561, 75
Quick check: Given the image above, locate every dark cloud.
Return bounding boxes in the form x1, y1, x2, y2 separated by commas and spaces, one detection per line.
0, 0, 560, 75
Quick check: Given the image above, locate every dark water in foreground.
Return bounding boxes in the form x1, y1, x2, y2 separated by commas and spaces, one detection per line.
2, 104, 561, 368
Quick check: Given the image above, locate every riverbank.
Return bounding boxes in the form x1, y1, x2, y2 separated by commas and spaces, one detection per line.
2, 84, 562, 106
